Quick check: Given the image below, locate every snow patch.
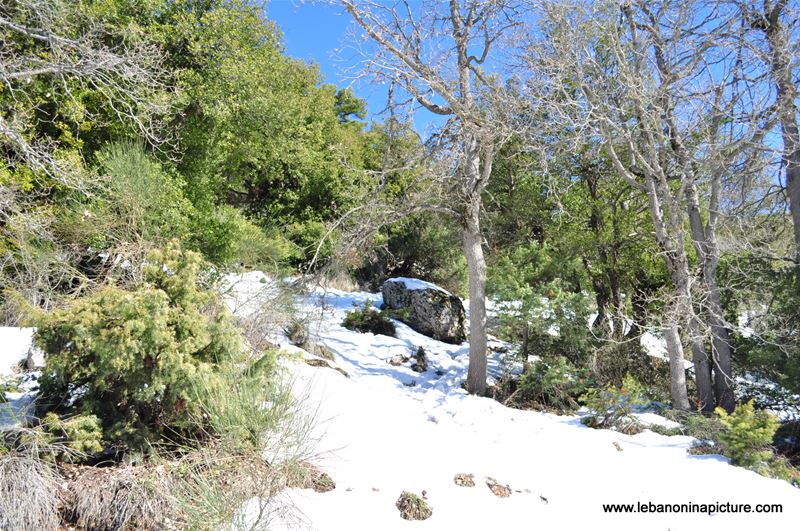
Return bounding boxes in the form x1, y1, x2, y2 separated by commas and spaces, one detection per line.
387, 277, 452, 295
0, 327, 43, 376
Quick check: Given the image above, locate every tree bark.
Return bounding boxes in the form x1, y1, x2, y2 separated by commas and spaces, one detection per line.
687, 309, 714, 412
640, 175, 691, 410
685, 181, 734, 412
663, 318, 691, 411
464, 193, 488, 396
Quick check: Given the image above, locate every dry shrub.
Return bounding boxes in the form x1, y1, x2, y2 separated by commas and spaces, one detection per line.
235, 309, 286, 358
0, 450, 62, 530
166, 449, 310, 530
62, 464, 173, 530
226, 276, 298, 356
319, 270, 358, 292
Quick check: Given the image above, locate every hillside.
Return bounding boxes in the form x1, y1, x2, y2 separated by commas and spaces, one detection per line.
225, 273, 800, 531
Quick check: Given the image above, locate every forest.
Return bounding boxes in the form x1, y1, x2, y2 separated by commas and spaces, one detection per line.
1, 0, 799, 529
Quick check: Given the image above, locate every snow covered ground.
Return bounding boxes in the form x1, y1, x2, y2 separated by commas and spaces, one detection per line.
221, 274, 800, 531
2, 274, 797, 530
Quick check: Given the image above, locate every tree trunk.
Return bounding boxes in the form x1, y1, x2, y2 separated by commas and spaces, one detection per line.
463, 195, 488, 396
626, 283, 651, 339
764, 5, 800, 258
685, 182, 734, 412
709, 307, 735, 412
687, 309, 714, 412
663, 316, 691, 411
640, 175, 690, 409
683, 186, 716, 411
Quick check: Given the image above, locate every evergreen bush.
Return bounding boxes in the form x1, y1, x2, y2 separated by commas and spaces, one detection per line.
40, 412, 104, 461
489, 241, 595, 365
581, 375, 648, 434
35, 242, 241, 451
342, 301, 396, 337
513, 357, 592, 412
716, 400, 779, 469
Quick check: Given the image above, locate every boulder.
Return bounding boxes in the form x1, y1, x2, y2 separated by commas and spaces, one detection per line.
381, 278, 466, 344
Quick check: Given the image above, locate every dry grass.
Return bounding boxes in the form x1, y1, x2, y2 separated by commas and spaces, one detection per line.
168, 363, 321, 530
61, 464, 173, 530
453, 472, 475, 487
165, 448, 324, 531
0, 450, 62, 530
486, 477, 512, 498
285, 461, 336, 493
318, 270, 359, 292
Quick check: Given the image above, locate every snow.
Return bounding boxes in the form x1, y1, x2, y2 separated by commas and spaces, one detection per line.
386, 277, 452, 295
222, 271, 285, 318
0, 375, 38, 431
0, 327, 42, 376
225, 277, 799, 531
640, 331, 694, 370
1, 276, 797, 529
0, 328, 42, 430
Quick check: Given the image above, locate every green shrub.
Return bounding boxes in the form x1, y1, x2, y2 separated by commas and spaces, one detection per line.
342, 301, 396, 337
189, 205, 298, 269
355, 213, 467, 295
169, 355, 317, 530
55, 142, 194, 255
581, 375, 648, 434
489, 241, 595, 365
712, 401, 800, 485
35, 242, 241, 451
512, 357, 592, 412
41, 412, 104, 458
191, 352, 304, 454
716, 401, 779, 469
659, 410, 725, 442
592, 342, 671, 403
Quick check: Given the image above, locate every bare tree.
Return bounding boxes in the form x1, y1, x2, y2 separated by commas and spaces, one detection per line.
0, 0, 167, 184
740, 0, 800, 260
333, 0, 522, 394
531, 0, 772, 411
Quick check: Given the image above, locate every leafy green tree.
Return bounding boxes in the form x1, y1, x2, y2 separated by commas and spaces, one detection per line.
165, 0, 372, 265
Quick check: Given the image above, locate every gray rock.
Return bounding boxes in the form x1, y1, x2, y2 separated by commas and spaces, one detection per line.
381, 278, 466, 344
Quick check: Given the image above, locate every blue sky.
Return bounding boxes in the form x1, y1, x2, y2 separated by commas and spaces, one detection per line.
266, 0, 442, 133
267, 1, 391, 121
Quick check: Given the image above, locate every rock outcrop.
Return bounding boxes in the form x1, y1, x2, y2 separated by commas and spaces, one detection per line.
381, 278, 466, 344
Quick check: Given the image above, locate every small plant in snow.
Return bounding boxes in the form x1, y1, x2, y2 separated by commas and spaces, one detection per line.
581, 375, 648, 434
342, 301, 396, 337
715, 401, 800, 486
395, 491, 432, 520
511, 357, 592, 412
453, 473, 475, 487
